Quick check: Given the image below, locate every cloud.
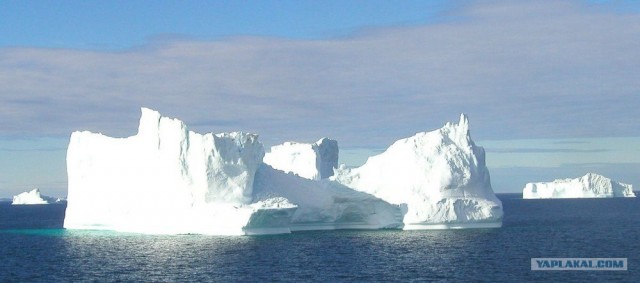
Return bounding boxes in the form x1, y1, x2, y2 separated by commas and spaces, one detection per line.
1, 0, 639, 148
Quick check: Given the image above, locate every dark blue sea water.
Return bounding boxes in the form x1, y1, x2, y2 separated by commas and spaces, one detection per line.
1, 194, 639, 282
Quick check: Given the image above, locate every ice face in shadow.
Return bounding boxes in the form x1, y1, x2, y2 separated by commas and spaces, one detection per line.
523, 173, 636, 199
253, 164, 403, 231
12, 189, 61, 205
332, 114, 503, 229
264, 138, 339, 180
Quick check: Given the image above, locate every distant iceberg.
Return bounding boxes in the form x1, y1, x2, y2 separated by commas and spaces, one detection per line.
64, 108, 502, 235
522, 173, 636, 199
12, 189, 62, 205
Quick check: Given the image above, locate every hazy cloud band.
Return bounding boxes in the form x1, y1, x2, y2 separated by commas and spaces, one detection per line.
1, 0, 638, 148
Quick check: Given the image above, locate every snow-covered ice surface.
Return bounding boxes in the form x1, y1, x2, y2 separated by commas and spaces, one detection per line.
12, 189, 61, 205
64, 108, 402, 235
522, 173, 636, 199
264, 138, 338, 180
333, 114, 503, 229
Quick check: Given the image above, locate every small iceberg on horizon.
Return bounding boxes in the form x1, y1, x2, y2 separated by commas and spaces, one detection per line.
12, 189, 62, 205
522, 173, 635, 199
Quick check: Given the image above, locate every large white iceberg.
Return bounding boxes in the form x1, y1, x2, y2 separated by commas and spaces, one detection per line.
264, 138, 338, 180
65, 108, 502, 235
333, 114, 503, 229
64, 108, 401, 235
522, 173, 636, 199
12, 188, 61, 205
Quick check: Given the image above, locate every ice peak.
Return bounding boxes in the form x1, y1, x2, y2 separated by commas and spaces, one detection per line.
137, 107, 161, 136
140, 107, 161, 122
437, 113, 472, 148
458, 113, 469, 130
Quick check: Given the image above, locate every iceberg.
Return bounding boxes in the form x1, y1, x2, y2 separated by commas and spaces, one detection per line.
264, 138, 338, 180
64, 108, 501, 235
522, 173, 636, 199
332, 114, 503, 229
64, 108, 402, 235
12, 189, 61, 205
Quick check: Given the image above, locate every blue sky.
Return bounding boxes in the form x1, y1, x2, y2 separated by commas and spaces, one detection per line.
1, 0, 639, 197
1, 0, 455, 49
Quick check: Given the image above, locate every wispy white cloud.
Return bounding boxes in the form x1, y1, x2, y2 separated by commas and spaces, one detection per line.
1, 0, 639, 148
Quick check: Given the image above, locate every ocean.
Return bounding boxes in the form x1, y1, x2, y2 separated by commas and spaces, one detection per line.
1, 193, 638, 282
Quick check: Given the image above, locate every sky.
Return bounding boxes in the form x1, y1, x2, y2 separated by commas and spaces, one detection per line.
1, 0, 639, 197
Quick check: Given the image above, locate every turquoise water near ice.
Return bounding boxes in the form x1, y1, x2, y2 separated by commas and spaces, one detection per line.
1, 194, 639, 281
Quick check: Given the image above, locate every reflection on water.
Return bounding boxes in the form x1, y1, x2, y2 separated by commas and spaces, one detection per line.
4, 229, 496, 281
1, 195, 639, 281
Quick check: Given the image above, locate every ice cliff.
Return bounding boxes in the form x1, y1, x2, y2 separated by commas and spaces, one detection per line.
65, 108, 502, 235
12, 189, 61, 205
522, 173, 636, 199
332, 114, 503, 229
